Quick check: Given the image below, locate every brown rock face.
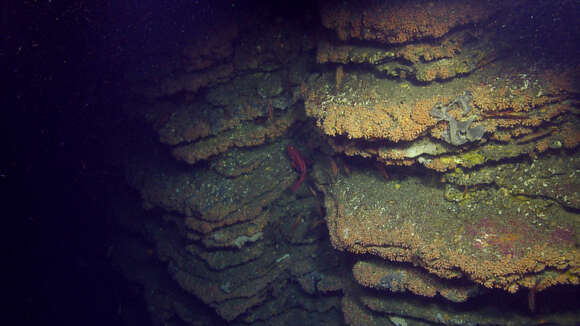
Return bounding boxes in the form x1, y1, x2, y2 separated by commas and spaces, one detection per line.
114, 0, 580, 324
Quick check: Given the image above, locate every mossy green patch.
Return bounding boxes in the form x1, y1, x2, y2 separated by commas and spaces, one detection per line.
456, 150, 486, 168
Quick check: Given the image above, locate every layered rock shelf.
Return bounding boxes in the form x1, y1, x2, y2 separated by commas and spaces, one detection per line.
112, 0, 580, 325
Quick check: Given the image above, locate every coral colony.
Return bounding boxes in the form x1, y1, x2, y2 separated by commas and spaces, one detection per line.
113, 0, 580, 324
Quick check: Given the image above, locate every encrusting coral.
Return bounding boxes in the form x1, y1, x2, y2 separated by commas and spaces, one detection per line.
117, 1, 580, 324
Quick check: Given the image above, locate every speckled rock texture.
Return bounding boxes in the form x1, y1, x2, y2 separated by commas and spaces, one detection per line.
114, 0, 580, 325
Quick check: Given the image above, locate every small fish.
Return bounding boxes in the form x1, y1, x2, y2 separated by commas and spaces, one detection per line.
287, 145, 307, 192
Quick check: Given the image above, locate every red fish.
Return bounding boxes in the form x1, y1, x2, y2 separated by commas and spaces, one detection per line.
286, 145, 307, 192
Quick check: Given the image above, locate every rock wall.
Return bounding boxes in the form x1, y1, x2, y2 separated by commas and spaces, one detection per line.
112, 1, 580, 325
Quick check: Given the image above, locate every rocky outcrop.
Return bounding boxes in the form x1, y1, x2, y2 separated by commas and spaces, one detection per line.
114, 1, 580, 325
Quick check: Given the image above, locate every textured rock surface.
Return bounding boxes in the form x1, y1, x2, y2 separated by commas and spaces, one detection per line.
113, 1, 580, 325
321, 164, 580, 292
